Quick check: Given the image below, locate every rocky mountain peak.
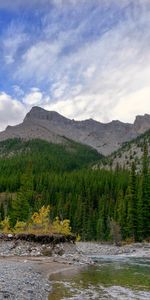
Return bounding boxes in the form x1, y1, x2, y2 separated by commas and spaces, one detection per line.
24, 106, 71, 125
0, 107, 150, 156
133, 113, 150, 133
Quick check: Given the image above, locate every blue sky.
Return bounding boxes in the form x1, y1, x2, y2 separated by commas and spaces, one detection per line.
0, 0, 150, 131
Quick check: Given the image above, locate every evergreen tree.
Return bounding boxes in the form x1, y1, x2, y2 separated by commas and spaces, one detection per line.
2, 136, 149, 241
138, 142, 150, 240
127, 162, 137, 241
0, 203, 4, 221
115, 190, 128, 240
11, 162, 33, 225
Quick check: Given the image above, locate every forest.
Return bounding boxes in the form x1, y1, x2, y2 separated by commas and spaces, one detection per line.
0, 138, 149, 242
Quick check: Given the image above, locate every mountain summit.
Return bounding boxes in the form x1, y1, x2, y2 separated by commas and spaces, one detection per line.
0, 106, 150, 155
24, 106, 71, 124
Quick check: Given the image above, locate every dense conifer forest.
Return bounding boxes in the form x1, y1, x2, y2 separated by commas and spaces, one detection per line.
0, 138, 149, 242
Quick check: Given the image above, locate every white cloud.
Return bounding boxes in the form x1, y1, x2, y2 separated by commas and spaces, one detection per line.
21, 88, 51, 109
16, 41, 62, 82
112, 87, 150, 123
2, 23, 28, 65
12, 0, 150, 123
44, 14, 150, 122
22, 89, 44, 106
0, 92, 26, 131
1, 0, 150, 127
44, 94, 110, 122
83, 65, 96, 79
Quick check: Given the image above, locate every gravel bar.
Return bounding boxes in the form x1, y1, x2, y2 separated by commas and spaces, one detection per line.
0, 257, 51, 300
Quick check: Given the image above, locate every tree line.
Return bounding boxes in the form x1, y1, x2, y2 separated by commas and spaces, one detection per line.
0, 139, 149, 242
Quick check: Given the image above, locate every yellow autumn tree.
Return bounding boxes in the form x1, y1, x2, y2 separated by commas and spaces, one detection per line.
30, 205, 50, 233
14, 221, 27, 233
52, 217, 72, 235
0, 205, 73, 236
0, 217, 11, 233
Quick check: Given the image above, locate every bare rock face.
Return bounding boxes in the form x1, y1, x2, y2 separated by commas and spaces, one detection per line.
0, 106, 150, 156
133, 114, 150, 134
24, 106, 71, 125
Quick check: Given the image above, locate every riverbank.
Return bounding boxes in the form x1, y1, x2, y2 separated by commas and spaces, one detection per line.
76, 241, 150, 257
0, 239, 91, 300
0, 256, 79, 300
1, 234, 149, 259
0, 239, 150, 299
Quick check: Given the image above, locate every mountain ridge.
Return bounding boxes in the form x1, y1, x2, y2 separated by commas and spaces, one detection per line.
1, 106, 150, 155
93, 129, 150, 171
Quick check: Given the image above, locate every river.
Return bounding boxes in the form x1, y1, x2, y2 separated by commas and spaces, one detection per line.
49, 256, 150, 299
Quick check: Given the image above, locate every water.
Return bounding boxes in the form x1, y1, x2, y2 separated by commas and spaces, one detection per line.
49, 256, 150, 299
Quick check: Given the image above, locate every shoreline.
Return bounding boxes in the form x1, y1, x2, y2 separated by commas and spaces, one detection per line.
0, 240, 150, 299
0, 255, 81, 278
0, 255, 83, 300
76, 241, 150, 258
0, 256, 52, 299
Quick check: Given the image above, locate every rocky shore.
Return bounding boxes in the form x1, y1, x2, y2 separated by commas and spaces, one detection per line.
0, 257, 51, 300
0, 236, 150, 299
76, 241, 150, 257
0, 236, 91, 300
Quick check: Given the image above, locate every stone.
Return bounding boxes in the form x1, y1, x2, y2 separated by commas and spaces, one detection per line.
7, 234, 13, 238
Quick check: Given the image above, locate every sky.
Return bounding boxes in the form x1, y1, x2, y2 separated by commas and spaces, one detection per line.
0, 0, 150, 131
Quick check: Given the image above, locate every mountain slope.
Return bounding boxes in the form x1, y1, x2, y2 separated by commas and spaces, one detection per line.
0, 106, 150, 155
94, 129, 150, 171
0, 138, 102, 176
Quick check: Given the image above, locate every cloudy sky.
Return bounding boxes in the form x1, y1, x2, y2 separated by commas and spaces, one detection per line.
0, 0, 150, 131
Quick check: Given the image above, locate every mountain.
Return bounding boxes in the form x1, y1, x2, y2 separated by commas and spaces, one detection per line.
94, 129, 150, 171
0, 111, 149, 243
0, 106, 150, 155
0, 138, 102, 174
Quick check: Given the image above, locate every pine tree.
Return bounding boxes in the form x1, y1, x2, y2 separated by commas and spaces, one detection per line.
97, 196, 109, 240
115, 190, 128, 240
127, 162, 137, 241
0, 203, 4, 221
11, 162, 33, 225
138, 142, 150, 240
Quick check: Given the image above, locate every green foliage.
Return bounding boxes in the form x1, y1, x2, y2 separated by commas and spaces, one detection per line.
0, 205, 72, 236
0, 216, 11, 233
127, 162, 138, 240
0, 138, 102, 179
14, 221, 27, 233
0, 137, 149, 241
138, 142, 150, 240
10, 163, 33, 225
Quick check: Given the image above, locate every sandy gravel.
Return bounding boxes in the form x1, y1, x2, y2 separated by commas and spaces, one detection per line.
76, 241, 150, 257
0, 256, 77, 300
0, 240, 150, 299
